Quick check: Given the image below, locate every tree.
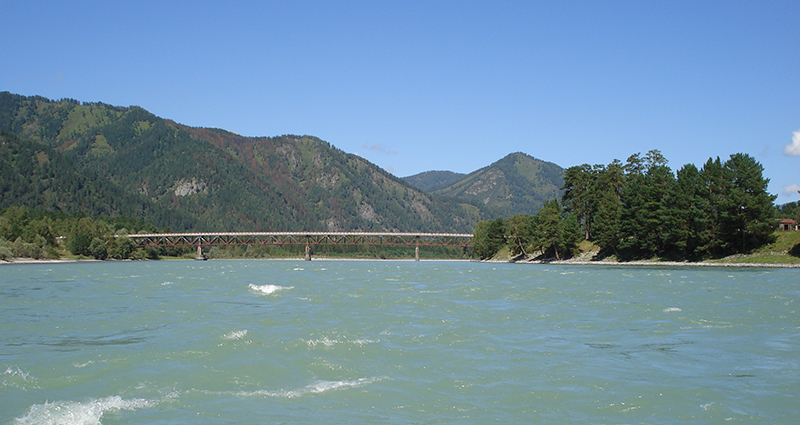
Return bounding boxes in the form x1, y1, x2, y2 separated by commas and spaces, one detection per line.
561, 164, 597, 240
505, 214, 534, 256
674, 163, 712, 259
532, 199, 580, 260
69, 217, 96, 256
699, 157, 729, 256
472, 218, 506, 259
592, 160, 625, 254
89, 237, 108, 260
618, 155, 677, 259
109, 234, 134, 259
720, 153, 776, 253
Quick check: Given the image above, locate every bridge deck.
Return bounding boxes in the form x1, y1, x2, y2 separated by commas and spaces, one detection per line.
127, 232, 473, 248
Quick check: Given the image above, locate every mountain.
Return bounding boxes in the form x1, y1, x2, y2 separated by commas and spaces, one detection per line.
429, 152, 564, 217
403, 170, 467, 192
0, 92, 483, 232
0, 131, 197, 230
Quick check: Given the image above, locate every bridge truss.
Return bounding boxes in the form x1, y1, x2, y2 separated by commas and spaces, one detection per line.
128, 232, 473, 248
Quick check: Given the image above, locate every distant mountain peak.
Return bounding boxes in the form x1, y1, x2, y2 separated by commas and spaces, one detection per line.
410, 152, 565, 217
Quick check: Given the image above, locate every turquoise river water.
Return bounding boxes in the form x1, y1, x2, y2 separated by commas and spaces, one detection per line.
1, 260, 798, 424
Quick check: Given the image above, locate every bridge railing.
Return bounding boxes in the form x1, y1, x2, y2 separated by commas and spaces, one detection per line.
126, 231, 473, 261
127, 232, 473, 248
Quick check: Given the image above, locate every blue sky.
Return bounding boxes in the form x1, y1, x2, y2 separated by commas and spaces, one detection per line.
2, 1, 799, 204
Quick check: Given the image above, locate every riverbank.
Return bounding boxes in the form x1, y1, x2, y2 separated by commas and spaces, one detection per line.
4, 255, 799, 268
511, 258, 800, 268
487, 232, 800, 268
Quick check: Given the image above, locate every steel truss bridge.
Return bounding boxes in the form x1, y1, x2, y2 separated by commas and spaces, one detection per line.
127, 232, 473, 260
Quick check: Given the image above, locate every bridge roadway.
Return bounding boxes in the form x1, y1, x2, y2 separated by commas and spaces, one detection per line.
127, 231, 474, 261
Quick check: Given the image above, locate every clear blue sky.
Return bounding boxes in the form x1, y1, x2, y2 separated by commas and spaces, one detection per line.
2, 0, 798, 204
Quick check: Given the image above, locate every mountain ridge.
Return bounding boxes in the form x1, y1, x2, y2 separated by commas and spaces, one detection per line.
406, 152, 564, 217
1, 91, 564, 230
0, 92, 486, 232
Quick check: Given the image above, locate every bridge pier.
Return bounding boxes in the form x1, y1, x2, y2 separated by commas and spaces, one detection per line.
415, 246, 420, 261
305, 243, 311, 261
195, 245, 206, 261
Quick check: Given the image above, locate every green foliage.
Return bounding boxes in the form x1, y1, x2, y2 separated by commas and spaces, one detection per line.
89, 237, 108, 260
109, 234, 135, 259
505, 214, 534, 256
790, 243, 800, 258
515, 150, 778, 262
472, 218, 506, 259
531, 200, 580, 260
719, 153, 777, 253
777, 201, 800, 223
0, 205, 171, 260
403, 171, 467, 192
0, 238, 12, 260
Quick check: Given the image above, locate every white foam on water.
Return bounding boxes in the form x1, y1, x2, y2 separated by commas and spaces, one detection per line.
236, 376, 384, 399
3, 365, 38, 389
4, 365, 33, 381
663, 307, 682, 312
160, 281, 174, 286
248, 283, 292, 295
13, 395, 157, 425
306, 336, 339, 347
222, 329, 248, 340
305, 336, 376, 347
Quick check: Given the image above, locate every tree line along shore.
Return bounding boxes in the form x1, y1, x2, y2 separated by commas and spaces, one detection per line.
472, 150, 800, 265
0, 206, 470, 262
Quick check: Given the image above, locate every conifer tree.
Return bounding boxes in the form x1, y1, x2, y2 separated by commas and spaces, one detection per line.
720, 153, 776, 253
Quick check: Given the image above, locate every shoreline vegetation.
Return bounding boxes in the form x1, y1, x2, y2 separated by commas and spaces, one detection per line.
3, 257, 798, 268
3, 233, 798, 268
471, 150, 800, 269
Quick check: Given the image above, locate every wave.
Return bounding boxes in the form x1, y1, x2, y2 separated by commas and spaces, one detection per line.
305, 336, 376, 347
222, 329, 248, 340
236, 377, 384, 399
2, 365, 37, 389
13, 395, 158, 425
663, 307, 682, 312
248, 284, 292, 295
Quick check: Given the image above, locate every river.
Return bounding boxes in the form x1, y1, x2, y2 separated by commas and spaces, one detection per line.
1, 260, 798, 424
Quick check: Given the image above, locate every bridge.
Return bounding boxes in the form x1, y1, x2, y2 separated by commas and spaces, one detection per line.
127, 232, 474, 261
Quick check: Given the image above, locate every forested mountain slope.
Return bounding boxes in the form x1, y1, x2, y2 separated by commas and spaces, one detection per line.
403, 170, 467, 192
431, 152, 564, 218
0, 131, 197, 230
0, 92, 483, 232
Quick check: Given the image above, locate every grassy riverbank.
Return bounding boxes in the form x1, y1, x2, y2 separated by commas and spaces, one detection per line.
491, 231, 800, 268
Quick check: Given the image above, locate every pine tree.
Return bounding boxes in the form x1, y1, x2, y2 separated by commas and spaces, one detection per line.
721, 153, 776, 253
472, 218, 506, 259
561, 164, 597, 240
592, 160, 625, 254
505, 214, 534, 256
674, 163, 712, 259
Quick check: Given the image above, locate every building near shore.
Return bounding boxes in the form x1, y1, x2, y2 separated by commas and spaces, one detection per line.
778, 218, 798, 231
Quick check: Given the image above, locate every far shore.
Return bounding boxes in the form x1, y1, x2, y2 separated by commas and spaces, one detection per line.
2, 256, 798, 268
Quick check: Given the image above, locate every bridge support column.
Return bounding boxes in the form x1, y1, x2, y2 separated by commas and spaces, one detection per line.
415, 246, 420, 261
305, 244, 311, 261
195, 245, 206, 261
